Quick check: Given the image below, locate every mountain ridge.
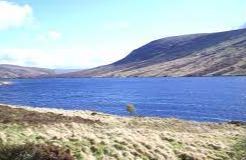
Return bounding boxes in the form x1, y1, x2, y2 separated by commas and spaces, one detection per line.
1, 28, 246, 78
59, 28, 246, 77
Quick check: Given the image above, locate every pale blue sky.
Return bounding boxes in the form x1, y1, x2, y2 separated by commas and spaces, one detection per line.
0, 0, 246, 69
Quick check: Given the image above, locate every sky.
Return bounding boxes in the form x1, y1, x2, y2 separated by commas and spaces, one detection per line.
0, 0, 246, 69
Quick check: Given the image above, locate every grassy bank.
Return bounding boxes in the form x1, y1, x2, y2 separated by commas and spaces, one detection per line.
0, 104, 245, 160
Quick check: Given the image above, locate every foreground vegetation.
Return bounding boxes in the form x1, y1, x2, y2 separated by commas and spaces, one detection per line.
0, 142, 74, 160
0, 104, 245, 160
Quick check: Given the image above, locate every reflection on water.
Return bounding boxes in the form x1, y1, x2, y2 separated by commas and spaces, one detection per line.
0, 81, 13, 86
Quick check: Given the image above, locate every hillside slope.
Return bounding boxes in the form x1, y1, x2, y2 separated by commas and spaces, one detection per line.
0, 64, 54, 78
61, 28, 246, 77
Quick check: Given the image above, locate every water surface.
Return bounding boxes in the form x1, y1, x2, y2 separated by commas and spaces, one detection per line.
0, 77, 245, 122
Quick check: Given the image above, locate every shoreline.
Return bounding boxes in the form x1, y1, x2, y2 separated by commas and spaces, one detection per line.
0, 103, 245, 124
1, 75, 246, 80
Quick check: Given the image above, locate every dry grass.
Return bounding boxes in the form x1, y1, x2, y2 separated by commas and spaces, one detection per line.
0, 142, 74, 160
0, 105, 101, 125
0, 104, 245, 160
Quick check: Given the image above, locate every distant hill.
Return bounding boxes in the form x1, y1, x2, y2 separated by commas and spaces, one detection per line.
54, 69, 81, 74
241, 23, 246, 29
59, 28, 246, 77
0, 64, 54, 78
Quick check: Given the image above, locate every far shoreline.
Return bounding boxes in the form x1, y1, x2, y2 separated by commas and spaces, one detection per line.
1, 75, 246, 80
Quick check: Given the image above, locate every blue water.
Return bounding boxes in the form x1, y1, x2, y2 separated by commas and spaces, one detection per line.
0, 77, 245, 122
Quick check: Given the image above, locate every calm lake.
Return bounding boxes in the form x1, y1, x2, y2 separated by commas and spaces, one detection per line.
0, 77, 245, 122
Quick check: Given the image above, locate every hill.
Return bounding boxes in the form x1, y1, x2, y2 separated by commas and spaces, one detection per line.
0, 64, 54, 78
60, 28, 246, 77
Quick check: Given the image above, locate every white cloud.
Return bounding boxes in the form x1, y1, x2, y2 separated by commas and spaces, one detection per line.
48, 31, 61, 40
36, 30, 62, 41
0, 46, 129, 69
0, 33, 152, 68
0, 1, 32, 30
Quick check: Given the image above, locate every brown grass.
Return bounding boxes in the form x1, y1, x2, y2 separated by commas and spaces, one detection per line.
0, 105, 101, 125
0, 142, 74, 160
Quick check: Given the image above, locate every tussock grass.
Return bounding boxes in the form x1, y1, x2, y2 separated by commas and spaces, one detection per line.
0, 104, 245, 160
0, 142, 74, 160
231, 137, 246, 160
